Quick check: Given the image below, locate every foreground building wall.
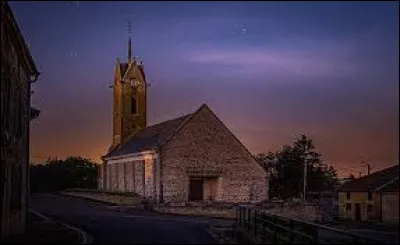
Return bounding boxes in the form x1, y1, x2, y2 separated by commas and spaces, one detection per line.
0, 1, 39, 239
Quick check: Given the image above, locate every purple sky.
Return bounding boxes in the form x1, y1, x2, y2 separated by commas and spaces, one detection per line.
10, 1, 398, 176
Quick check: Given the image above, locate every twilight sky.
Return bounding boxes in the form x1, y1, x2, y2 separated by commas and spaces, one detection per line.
10, 1, 399, 176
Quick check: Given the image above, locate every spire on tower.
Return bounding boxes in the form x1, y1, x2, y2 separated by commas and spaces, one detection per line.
127, 20, 132, 61
128, 37, 132, 61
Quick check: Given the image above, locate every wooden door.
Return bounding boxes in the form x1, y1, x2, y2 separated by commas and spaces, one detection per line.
355, 203, 361, 221
189, 179, 203, 201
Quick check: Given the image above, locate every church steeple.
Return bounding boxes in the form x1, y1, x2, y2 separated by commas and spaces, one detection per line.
111, 23, 147, 148
127, 20, 132, 62
128, 37, 132, 62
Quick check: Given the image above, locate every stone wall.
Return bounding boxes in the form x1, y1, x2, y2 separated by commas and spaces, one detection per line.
134, 160, 145, 196
144, 158, 156, 199
97, 164, 104, 190
106, 164, 112, 190
160, 105, 268, 203
117, 163, 125, 191
382, 193, 399, 223
124, 162, 135, 192
111, 163, 118, 191
102, 158, 158, 200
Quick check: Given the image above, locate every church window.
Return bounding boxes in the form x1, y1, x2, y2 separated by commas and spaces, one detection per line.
131, 94, 137, 114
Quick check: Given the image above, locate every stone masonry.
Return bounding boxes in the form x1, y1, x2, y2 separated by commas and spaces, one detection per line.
100, 105, 269, 204
160, 105, 268, 203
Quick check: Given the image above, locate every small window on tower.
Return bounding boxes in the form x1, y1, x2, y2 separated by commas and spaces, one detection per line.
131, 95, 137, 114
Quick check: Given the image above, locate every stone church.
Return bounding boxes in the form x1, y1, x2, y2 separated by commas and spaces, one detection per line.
98, 38, 269, 204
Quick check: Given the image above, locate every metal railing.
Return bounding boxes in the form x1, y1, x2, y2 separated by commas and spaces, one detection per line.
235, 205, 388, 244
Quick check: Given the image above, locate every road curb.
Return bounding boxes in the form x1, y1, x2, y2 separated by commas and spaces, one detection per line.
205, 227, 223, 244
29, 209, 92, 244
59, 193, 236, 221
206, 222, 239, 244
56, 192, 118, 206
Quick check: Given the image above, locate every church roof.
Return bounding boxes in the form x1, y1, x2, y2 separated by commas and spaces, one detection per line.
120, 61, 145, 80
105, 113, 193, 158
120, 63, 129, 77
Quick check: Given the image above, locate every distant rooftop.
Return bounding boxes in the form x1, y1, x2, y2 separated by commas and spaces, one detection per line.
339, 165, 399, 192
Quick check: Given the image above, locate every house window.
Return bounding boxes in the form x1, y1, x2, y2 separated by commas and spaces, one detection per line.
346, 192, 350, 200
346, 203, 351, 211
368, 192, 372, 200
367, 204, 372, 212
130, 95, 137, 114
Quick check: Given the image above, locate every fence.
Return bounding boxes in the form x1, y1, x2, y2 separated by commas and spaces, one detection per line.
235, 205, 387, 244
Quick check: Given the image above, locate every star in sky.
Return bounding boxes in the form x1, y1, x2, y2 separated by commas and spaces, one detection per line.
66, 1, 78, 10
236, 23, 247, 34
68, 51, 78, 57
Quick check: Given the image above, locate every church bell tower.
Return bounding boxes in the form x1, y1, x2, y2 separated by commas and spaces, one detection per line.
111, 33, 147, 148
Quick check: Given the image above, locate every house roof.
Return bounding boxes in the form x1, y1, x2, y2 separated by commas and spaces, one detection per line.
339, 164, 399, 192
105, 113, 193, 158
378, 177, 399, 193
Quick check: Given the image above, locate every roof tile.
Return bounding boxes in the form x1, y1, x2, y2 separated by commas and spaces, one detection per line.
105, 113, 192, 157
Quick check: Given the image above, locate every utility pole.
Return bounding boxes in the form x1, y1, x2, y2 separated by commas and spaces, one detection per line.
303, 152, 310, 202
361, 160, 371, 175
303, 161, 307, 202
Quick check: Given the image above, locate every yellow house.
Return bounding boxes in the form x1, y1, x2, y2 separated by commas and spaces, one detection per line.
338, 165, 399, 223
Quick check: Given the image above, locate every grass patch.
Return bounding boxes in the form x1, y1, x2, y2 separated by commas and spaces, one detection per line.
155, 206, 236, 219
60, 189, 143, 206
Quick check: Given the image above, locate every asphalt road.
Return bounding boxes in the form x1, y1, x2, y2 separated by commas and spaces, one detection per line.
30, 194, 221, 244
348, 229, 399, 244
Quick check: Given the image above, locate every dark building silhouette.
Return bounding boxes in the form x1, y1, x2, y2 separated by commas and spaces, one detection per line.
0, 1, 40, 239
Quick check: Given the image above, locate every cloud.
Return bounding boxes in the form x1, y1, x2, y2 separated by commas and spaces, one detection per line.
186, 46, 366, 79
184, 27, 398, 80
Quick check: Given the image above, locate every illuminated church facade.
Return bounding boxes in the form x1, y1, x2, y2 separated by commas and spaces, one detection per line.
98, 38, 268, 204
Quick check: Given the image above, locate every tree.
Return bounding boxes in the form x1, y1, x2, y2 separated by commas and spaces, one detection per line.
255, 134, 339, 199
255, 151, 277, 173
30, 156, 98, 192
